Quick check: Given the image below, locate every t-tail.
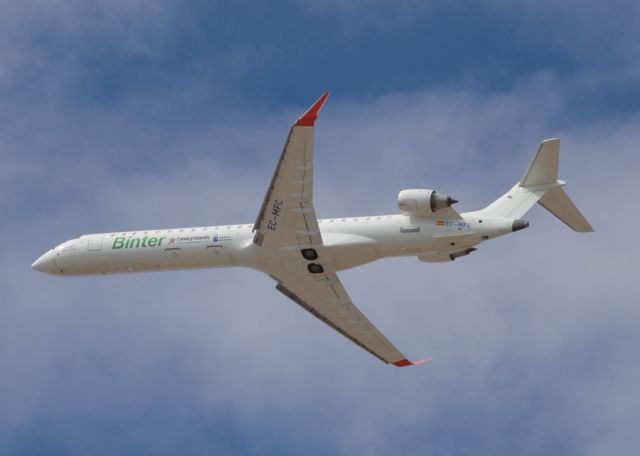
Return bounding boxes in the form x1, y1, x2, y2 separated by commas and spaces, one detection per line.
479, 138, 594, 232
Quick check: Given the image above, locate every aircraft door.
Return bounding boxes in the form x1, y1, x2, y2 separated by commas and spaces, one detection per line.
86, 234, 104, 251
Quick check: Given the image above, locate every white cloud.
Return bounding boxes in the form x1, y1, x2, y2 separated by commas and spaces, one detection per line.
2, 2, 639, 453
1, 70, 639, 454
0, 0, 177, 88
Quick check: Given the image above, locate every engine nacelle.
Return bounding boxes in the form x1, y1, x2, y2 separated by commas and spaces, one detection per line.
398, 189, 458, 215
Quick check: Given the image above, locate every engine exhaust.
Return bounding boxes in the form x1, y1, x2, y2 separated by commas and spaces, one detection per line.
512, 220, 530, 232
430, 192, 458, 212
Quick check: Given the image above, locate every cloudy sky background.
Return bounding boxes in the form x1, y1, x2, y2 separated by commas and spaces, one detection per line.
1, 1, 639, 454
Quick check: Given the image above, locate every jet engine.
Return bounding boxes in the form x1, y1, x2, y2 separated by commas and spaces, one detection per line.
398, 189, 458, 215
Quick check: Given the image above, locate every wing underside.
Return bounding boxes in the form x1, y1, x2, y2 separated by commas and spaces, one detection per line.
252, 93, 428, 366
272, 271, 431, 366
252, 94, 327, 255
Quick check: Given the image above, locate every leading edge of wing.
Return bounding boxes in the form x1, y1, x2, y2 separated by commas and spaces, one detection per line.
295, 92, 329, 127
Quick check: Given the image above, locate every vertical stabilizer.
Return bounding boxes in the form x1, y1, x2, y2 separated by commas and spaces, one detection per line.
520, 138, 559, 186
478, 138, 593, 232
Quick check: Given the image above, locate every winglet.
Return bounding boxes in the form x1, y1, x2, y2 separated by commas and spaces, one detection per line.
393, 357, 434, 367
295, 92, 330, 127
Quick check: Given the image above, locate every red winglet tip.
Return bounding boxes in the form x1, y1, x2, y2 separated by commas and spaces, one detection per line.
393, 357, 434, 367
295, 92, 330, 127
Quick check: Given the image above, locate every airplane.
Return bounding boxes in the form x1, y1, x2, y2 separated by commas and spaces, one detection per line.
31, 93, 593, 367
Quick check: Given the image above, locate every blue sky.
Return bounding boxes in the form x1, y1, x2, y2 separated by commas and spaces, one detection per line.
1, 1, 639, 455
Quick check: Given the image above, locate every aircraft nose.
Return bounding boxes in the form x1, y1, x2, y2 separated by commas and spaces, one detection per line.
31, 251, 57, 274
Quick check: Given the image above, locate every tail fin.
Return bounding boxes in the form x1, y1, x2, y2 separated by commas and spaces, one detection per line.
480, 138, 593, 232
520, 138, 559, 186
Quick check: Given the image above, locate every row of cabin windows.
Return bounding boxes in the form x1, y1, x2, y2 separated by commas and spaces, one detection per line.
321, 216, 388, 223
106, 216, 392, 236
108, 225, 250, 236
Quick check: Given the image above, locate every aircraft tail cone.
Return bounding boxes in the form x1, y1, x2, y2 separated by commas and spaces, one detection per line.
512, 219, 530, 232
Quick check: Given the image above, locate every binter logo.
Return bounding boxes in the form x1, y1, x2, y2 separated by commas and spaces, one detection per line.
112, 236, 166, 249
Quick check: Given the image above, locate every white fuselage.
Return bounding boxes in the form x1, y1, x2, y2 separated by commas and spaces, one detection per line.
32, 212, 518, 276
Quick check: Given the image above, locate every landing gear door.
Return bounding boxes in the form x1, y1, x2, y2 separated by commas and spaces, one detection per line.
86, 234, 104, 251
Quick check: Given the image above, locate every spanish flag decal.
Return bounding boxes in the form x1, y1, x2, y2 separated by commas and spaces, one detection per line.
436, 220, 445, 226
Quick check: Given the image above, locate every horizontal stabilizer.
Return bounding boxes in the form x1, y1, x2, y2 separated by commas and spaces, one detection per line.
538, 187, 594, 232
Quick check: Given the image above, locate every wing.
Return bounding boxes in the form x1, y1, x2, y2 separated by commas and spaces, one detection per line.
252, 93, 328, 256
272, 271, 431, 367
255, 94, 429, 366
